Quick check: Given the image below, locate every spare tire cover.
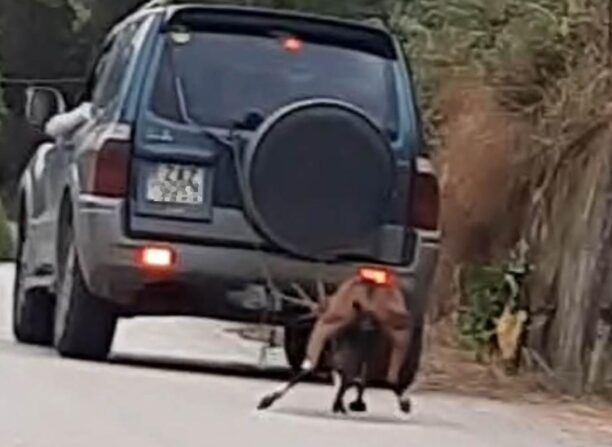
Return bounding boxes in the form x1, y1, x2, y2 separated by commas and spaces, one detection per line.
243, 99, 395, 260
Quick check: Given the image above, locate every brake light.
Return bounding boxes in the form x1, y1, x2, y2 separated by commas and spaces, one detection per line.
282, 36, 303, 53
138, 246, 176, 270
84, 139, 130, 197
359, 268, 394, 287
411, 158, 440, 232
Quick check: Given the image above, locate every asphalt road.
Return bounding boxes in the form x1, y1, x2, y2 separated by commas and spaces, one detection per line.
0, 264, 607, 447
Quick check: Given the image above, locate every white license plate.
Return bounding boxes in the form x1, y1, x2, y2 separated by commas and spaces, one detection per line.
146, 163, 206, 204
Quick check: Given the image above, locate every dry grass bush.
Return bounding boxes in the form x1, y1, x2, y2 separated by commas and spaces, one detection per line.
427, 79, 528, 319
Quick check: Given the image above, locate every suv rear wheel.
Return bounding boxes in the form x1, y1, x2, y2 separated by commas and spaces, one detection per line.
284, 324, 312, 373
13, 212, 54, 346
400, 322, 424, 389
54, 222, 117, 360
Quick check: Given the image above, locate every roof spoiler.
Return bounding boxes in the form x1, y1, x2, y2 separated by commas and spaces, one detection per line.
160, 5, 397, 60
139, 1, 391, 29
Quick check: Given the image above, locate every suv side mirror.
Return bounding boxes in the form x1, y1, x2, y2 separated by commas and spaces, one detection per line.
25, 86, 67, 131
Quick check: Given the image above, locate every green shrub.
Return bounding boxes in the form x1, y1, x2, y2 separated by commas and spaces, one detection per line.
458, 243, 531, 357
458, 265, 508, 353
0, 200, 14, 261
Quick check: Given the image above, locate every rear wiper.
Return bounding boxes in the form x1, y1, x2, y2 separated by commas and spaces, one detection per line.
233, 109, 266, 131
166, 37, 268, 147
165, 37, 235, 150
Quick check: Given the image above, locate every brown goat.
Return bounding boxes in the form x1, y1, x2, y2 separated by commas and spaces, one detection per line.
257, 274, 414, 414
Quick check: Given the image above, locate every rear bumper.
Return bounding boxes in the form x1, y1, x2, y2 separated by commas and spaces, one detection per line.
74, 196, 439, 316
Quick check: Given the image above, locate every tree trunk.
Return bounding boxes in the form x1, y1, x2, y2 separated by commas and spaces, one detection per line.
533, 128, 612, 395
586, 318, 611, 393
550, 248, 596, 393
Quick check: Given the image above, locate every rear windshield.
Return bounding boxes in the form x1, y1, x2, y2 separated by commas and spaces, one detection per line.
150, 32, 399, 135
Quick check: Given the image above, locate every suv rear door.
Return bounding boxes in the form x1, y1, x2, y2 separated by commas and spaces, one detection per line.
129, 10, 417, 265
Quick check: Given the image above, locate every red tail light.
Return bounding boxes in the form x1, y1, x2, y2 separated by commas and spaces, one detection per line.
84, 139, 130, 197
411, 158, 440, 232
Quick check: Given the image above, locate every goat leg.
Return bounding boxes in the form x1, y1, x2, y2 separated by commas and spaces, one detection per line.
331, 372, 349, 414
398, 393, 412, 414
384, 327, 411, 386
370, 286, 412, 387
380, 333, 413, 416
304, 317, 352, 371
348, 382, 367, 413
303, 278, 364, 370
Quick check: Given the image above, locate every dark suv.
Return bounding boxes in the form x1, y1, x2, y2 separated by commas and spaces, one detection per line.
13, 2, 439, 374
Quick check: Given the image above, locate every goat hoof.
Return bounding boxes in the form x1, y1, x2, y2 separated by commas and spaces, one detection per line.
349, 400, 367, 413
399, 398, 412, 414
332, 402, 347, 414
257, 393, 279, 411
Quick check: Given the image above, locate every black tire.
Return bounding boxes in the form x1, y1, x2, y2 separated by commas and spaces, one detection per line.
12, 210, 54, 346
399, 284, 428, 391
54, 222, 117, 360
13, 287, 55, 346
399, 322, 425, 390
284, 324, 312, 373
